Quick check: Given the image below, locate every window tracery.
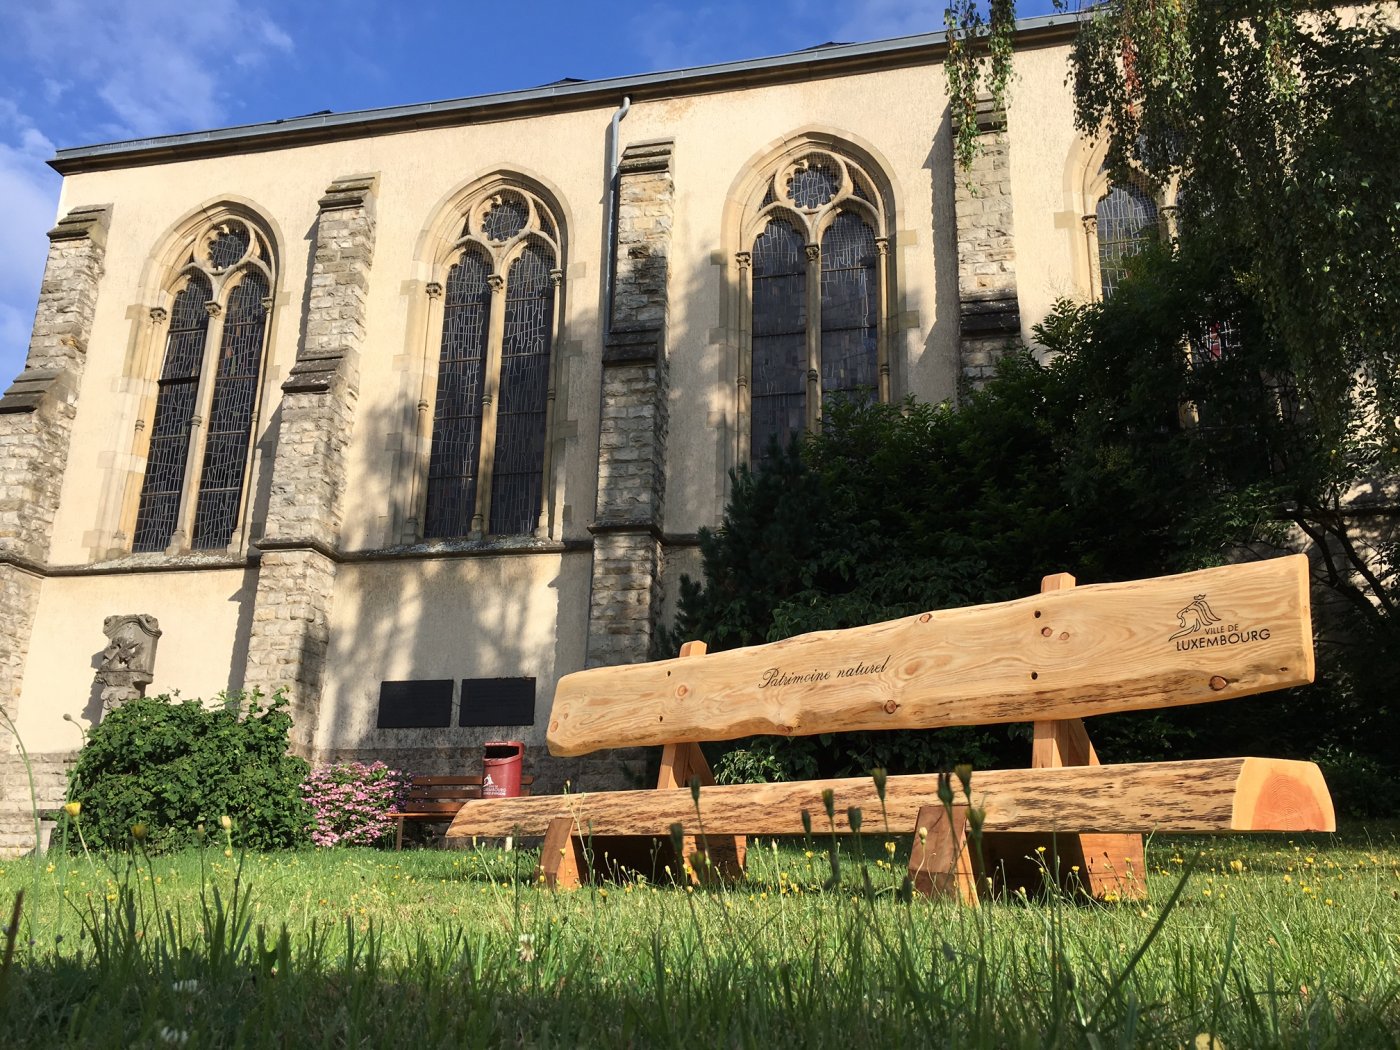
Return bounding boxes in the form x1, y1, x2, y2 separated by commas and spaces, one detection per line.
737, 148, 891, 469
1078, 151, 1172, 302
1094, 176, 1160, 299
131, 217, 275, 553
414, 185, 563, 540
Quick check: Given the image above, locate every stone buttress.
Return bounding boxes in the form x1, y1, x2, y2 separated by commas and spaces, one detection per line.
583, 140, 675, 675
243, 175, 377, 753
0, 205, 111, 719
953, 94, 1021, 388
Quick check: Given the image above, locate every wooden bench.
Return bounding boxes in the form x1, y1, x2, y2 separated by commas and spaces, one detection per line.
393, 774, 534, 850
445, 556, 1334, 899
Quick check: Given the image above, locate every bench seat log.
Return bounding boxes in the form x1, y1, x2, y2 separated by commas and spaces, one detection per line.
446, 756, 1333, 842
547, 557, 1312, 757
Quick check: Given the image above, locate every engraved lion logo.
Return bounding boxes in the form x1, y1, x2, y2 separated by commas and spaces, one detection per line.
1170, 594, 1221, 641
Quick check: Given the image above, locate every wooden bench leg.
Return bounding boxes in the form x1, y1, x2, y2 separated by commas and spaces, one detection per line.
980, 831, 1146, 900
1077, 833, 1147, 900
680, 832, 747, 885
537, 817, 588, 890
908, 804, 977, 905
395, 816, 405, 852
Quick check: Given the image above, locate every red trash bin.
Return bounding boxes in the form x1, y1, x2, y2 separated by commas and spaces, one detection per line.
481, 741, 525, 798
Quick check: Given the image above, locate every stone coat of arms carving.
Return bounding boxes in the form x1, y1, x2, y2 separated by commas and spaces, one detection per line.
96, 614, 162, 708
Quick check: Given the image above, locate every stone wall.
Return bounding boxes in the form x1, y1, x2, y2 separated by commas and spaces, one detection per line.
0, 205, 110, 715
584, 141, 674, 671
244, 175, 377, 752
611, 139, 674, 333
244, 548, 338, 751
314, 745, 651, 797
593, 360, 668, 526
586, 529, 665, 668
952, 97, 1020, 388
0, 751, 77, 857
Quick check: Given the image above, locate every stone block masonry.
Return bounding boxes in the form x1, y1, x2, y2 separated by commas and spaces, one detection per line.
261, 174, 376, 549
587, 530, 665, 668
594, 360, 668, 525
611, 139, 674, 334
585, 141, 673, 672
244, 175, 377, 754
0, 205, 110, 716
953, 96, 1021, 388
0, 751, 77, 858
244, 548, 337, 753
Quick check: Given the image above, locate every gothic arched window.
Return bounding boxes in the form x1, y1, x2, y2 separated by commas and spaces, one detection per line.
418, 187, 563, 540
132, 218, 275, 553
738, 149, 889, 469
1094, 178, 1160, 299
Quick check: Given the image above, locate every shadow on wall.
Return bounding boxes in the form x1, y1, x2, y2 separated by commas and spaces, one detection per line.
299, 294, 597, 791
919, 103, 961, 405
83, 645, 104, 726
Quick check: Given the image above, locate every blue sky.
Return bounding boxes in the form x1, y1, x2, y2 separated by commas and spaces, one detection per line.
0, 0, 1060, 386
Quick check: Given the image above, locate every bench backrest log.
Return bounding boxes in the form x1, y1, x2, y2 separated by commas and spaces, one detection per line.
546, 556, 1313, 757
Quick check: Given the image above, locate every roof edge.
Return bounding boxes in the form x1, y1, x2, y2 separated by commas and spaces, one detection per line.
50, 13, 1080, 176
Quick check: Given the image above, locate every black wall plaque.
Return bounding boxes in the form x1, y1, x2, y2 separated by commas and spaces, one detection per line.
459, 677, 535, 727
376, 680, 453, 729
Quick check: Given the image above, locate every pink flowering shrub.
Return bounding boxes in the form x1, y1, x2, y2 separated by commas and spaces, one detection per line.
301, 761, 413, 847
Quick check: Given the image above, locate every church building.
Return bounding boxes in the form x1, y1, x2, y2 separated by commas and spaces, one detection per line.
0, 13, 1169, 842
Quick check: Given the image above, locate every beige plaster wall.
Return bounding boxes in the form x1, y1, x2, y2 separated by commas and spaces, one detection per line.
25, 41, 1090, 755
659, 543, 704, 650
16, 568, 255, 750
50, 44, 1087, 557
315, 550, 591, 755
1008, 44, 1097, 329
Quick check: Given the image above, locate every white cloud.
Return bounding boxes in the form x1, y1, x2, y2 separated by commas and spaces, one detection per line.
0, 0, 295, 383
19, 127, 54, 157
13, 0, 294, 138
42, 78, 69, 106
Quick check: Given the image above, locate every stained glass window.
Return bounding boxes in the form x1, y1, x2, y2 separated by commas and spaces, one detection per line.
787, 160, 840, 209
132, 214, 275, 557
424, 247, 491, 539
490, 244, 554, 535
422, 185, 562, 540
482, 197, 528, 243
192, 272, 267, 549
745, 145, 890, 467
820, 213, 878, 404
1097, 181, 1158, 298
208, 224, 250, 270
750, 220, 807, 469
133, 275, 211, 552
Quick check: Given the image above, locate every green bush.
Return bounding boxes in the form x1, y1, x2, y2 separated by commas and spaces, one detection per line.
68, 690, 310, 852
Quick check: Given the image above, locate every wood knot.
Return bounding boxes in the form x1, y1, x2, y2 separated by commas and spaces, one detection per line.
676, 685, 689, 698
1209, 675, 1228, 691
918, 613, 931, 623
1040, 627, 1052, 637
883, 700, 899, 714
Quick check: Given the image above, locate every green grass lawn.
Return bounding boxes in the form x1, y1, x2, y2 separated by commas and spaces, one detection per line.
0, 824, 1396, 1048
